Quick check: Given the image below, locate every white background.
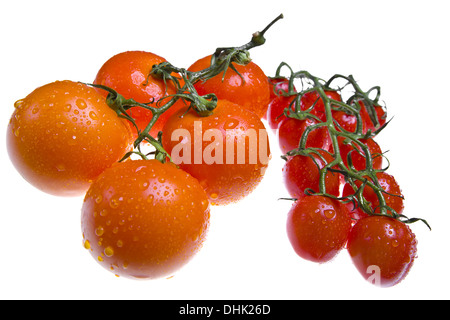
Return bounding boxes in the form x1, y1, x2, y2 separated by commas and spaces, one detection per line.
1, 0, 449, 300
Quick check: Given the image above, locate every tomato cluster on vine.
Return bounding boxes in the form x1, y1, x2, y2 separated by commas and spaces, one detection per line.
6, 14, 429, 287
266, 66, 429, 287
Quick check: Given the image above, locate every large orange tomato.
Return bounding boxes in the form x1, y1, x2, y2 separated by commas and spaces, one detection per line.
81, 159, 210, 279
7, 80, 133, 197
161, 99, 271, 205
93, 51, 185, 137
187, 55, 271, 118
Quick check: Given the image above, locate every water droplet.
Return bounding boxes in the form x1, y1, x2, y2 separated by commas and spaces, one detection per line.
64, 104, 72, 112
224, 118, 240, 129
76, 99, 87, 110
324, 209, 336, 220
158, 177, 166, 183
117, 240, 123, 248
31, 107, 39, 114
89, 111, 98, 120
392, 239, 399, 247
14, 99, 25, 109
98, 256, 104, 262
110, 198, 120, 208
56, 164, 66, 172
211, 193, 218, 199
104, 246, 114, 257
13, 127, 20, 137
95, 195, 103, 204
95, 226, 105, 236
83, 240, 91, 250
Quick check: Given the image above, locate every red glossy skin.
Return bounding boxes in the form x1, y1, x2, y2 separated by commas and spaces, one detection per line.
336, 136, 383, 171
286, 196, 352, 263
161, 100, 271, 205
266, 95, 295, 131
277, 117, 331, 154
343, 172, 404, 216
7, 80, 133, 197
81, 159, 210, 280
93, 51, 185, 138
300, 90, 342, 122
357, 100, 387, 134
282, 150, 342, 201
188, 55, 271, 118
347, 215, 417, 287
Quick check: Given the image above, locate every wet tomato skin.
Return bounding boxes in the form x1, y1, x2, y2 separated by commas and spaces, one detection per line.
347, 215, 417, 287
162, 99, 270, 206
286, 195, 352, 263
188, 55, 271, 118
7, 80, 133, 197
93, 51, 185, 137
81, 159, 210, 280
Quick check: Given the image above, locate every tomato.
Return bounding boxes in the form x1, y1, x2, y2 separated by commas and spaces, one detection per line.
286, 195, 352, 263
300, 89, 342, 122
7, 80, 133, 197
187, 55, 270, 118
347, 215, 417, 287
282, 150, 342, 201
343, 171, 404, 216
93, 51, 185, 138
277, 117, 331, 154
81, 159, 210, 280
332, 110, 358, 133
161, 99, 271, 205
336, 136, 383, 171
266, 95, 295, 131
268, 76, 292, 101
357, 100, 387, 134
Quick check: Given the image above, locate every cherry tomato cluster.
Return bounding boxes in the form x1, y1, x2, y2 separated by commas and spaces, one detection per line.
6, 17, 279, 280
267, 66, 429, 287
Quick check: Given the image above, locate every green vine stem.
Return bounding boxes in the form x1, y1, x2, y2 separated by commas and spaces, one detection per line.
275, 62, 430, 229
86, 13, 283, 162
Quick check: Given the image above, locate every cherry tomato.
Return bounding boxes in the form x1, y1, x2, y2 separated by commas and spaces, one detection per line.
277, 117, 331, 154
300, 89, 342, 122
336, 136, 383, 171
187, 55, 270, 118
332, 109, 358, 133
266, 95, 295, 131
161, 99, 271, 205
282, 150, 342, 201
93, 51, 185, 137
81, 159, 210, 280
286, 195, 352, 263
7, 80, 133, 197
347, 215, 417, 287
343, 172, 404, 216
357, 100, 387, 134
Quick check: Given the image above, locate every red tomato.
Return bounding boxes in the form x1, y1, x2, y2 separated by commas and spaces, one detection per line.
277, 117, 331, 154
93, 51, 185, 138
300, 90, 342, 122
347, 215, 417, 287
266, 95, 295, 131
282, 150, 343, 201
266, 76, 296, 130
343, 172, 404, 216
336, 136, 383, 171
187, 55, 270, 118
161, 99, 270, 205
357, 100, 387, 134
7, 80, 133, 196
332, 110, 358, 133
81, 159, 210, 280
286, 195, 352, 263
